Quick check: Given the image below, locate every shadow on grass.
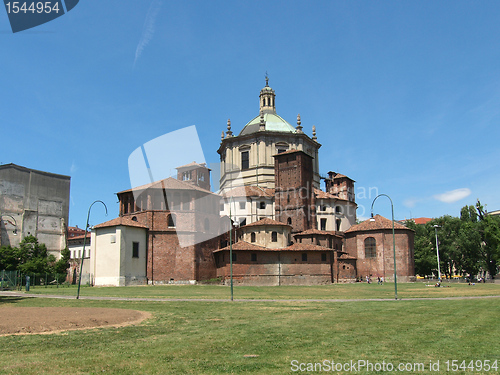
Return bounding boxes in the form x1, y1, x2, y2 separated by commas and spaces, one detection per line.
0, 296, 32, 304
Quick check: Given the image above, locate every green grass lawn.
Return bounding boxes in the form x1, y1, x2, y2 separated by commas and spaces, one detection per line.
1, 284, 499, 374
0, 296, 498, 374
24, 281, 500, 300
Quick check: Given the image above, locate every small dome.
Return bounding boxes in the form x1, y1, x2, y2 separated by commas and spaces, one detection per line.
239, 113, 297, 136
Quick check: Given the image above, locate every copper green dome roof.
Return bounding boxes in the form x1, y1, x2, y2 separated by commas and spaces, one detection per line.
239, 112, 297, 136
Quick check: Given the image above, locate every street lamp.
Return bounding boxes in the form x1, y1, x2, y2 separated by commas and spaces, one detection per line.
77, 200, 108, 299
228, 196, 234, 301
433, 225, 441, 282
370, 194, 397, 300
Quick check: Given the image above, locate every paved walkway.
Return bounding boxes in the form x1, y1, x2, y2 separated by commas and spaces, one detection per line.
1, 290, 499, 303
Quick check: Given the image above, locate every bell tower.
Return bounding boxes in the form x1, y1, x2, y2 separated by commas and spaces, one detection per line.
274, 150, 317, 233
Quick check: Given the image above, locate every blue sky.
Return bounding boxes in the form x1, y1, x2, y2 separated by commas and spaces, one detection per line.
2, 1, 500, 227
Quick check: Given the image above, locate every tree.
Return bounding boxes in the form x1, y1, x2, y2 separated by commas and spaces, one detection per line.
476, 201, 500, 278
451, 204, 482, 280
1, 236, 71, 280
52, 248, 70, 275
405, 220, 434, 277
0, 245, 20, 271
16, 235, 53, 274
429, 216, 461, 279
457, 220, 482, 279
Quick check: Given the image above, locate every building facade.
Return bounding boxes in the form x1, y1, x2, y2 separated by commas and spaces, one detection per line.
0, 163, 70, 258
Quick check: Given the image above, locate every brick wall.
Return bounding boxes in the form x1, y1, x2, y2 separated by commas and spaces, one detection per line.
345, 229, 415, 282
215, 250, 334, 285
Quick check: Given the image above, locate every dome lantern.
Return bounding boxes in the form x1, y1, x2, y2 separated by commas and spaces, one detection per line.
259, 74, 276, 114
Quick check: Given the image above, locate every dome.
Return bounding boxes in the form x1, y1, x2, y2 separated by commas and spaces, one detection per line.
239, 112, 297, 136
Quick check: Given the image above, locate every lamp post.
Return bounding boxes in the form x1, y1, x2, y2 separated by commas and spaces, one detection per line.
77, 200, 107, 299
433, 225, 441, 282
370, 194, 397, 300
228, 196, 234, 301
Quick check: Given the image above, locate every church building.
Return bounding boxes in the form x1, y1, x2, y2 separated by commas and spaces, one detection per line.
89, 78, 415, 286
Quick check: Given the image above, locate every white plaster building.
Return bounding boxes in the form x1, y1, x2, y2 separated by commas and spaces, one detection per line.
90, 217, 148, 286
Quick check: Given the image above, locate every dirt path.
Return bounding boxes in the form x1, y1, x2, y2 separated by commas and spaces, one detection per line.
0, 306, 151, 336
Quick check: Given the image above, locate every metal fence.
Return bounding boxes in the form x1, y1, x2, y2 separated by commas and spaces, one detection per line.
1, 270, 71, 290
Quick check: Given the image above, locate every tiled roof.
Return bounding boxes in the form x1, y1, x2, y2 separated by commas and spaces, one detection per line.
215, 241, 334, 252
408, 217, 433, 225
332, 173, 347, 179
117, 177, 214, 195
345, 215, 411, 233
222, 186, 274, 198
68, 232, 91, 241
338, 253, 357, 260
94, 217, 148, 229
243, 217, 291, 228
327, 171, 355, 181
273, 149, 308, 157
294, 228, 342, 237
314, 188, 348, 201
214, 241, 269, 252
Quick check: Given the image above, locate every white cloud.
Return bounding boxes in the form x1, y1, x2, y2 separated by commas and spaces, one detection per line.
403, 198, 418, 208
70, 161, 78, 174
134, 0, 162, 68
433, 188, 471, 203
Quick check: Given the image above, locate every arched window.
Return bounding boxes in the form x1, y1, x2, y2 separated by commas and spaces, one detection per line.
168, 214, 176, 228
271, 231, 278, 242
287, 217, 292, 225
251, 232, 256, 243
364, 237, 376, 258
